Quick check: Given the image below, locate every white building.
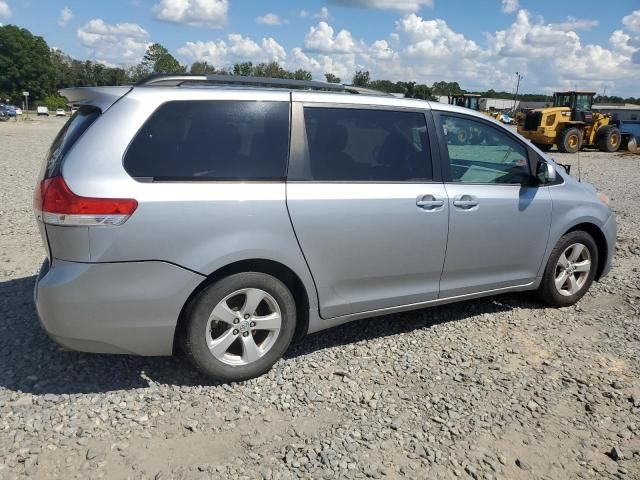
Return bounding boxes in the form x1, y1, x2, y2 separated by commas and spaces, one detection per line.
436, 96, 519, 111
480, 98, 519, 111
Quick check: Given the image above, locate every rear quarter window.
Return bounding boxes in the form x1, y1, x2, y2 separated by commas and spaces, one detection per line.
123, 100, 290, 181
43, 106, 101, 178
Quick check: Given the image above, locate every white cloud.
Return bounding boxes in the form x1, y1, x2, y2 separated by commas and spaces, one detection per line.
304, 22, 357, 53
609, 30, 635, 56
152, 0, 228, 29
178, 34, 286, 65
483, 9, 640, 93
299, 10, 310, 18
227, 33, 262, 59
58, 7, 74, 27
370, 40, 395, 60
0, 0, 11, 18
73, 5, 640, 98
262, 37, 287, 62
314, 7, 330, 21
77, 19, 151, 64
501, 0, 519, 14
256, 13, 287, 26
398, 14, 480, 59
623, 10, 640, 34
292, 47, 357, 80
177, 40, 228, 65
328, 0, 433, 12
553, 17, 598, 32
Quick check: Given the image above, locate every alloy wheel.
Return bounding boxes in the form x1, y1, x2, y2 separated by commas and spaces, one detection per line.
554, 243, 592, 296
205, 288, 282, 366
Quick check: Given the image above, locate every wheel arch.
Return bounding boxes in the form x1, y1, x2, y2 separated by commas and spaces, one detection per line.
173, 259, 311, 354
565, 222, 608, 280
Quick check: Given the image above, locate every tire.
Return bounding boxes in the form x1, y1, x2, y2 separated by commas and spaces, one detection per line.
597, 125, 622, 152
537, 231, 599, 307
533, 142, 553, 152
557, 127, 582, 153
182, 272, 297, 382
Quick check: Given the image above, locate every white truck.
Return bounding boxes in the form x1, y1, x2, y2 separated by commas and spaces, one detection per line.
37, 106, 49, 116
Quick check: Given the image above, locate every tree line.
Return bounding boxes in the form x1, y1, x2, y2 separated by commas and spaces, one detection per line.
1, 24, 638, 109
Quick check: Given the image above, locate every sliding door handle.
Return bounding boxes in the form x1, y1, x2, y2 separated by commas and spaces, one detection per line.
417, 195, 445, 210
453, 195, 479, 209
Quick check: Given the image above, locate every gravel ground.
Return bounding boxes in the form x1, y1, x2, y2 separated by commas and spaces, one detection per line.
0, 117, 639, 480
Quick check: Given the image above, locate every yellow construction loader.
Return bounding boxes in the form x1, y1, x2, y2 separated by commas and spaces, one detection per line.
517, 91, 621, 153
448, 93, 481, 111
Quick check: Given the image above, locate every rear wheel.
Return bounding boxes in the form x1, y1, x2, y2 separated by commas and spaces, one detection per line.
537, 231, 598, 307
182, 272, 297, 381
557, 127, 582, 153
533, 142, 553, 152
597, 125, 622, 152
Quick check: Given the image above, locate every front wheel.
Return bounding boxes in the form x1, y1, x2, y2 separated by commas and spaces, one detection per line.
182, 272, 297, 381
557, 127, 582, 153
537, 231, 598, 307
597, 125, 622, 152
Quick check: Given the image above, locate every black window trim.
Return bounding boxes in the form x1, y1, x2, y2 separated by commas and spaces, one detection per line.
432, 110, 538, 187
45, 105, 102, 179
287, 102, 441, 184
121, 99, 292, 183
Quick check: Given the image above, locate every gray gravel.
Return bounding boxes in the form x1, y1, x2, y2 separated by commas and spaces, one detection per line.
1, 118, 639, 479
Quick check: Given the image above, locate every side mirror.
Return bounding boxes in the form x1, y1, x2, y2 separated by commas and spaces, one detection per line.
536, 161, 557, 184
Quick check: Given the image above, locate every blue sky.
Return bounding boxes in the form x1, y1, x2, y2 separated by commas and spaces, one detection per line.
1, 0, 640, 96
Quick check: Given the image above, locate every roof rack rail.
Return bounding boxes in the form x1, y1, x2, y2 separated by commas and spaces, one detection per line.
133, 74, 393, 96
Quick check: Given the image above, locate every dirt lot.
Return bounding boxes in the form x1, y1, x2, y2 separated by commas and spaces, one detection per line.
0, 118, 639, 480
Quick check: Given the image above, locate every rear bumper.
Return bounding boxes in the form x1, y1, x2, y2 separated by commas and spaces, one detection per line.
34, 259, 204, 356
600, 213, 616, 279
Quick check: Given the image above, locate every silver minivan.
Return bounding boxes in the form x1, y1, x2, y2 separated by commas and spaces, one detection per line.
33, 75, 616, 381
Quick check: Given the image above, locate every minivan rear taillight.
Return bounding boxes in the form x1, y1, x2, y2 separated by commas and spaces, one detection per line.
34, 176, 137, 226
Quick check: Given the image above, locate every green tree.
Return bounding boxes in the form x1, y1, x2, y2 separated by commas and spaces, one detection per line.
293, 69, 312, 81
0, 25, 56, 103
142, 43, 186, 74
325, 73, 341, 83
370, 79, 405, 94
126, 63, 149, 83
253, 61, 290, 78
233, 62, 254, 76
411, 84, 432, 100
351, 70, 370, 87
431, 81, 463, 96
190, 61, 218, 75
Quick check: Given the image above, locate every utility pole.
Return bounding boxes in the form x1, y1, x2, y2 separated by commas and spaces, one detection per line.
513, 72, 523, 111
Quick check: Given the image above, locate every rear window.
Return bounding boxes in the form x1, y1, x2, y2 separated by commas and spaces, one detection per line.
123, 101, 290, 181
43, 106, 101, 178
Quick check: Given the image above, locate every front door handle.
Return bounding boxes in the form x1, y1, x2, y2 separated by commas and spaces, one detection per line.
416, 194, 445, 210
453, 195, 479, 209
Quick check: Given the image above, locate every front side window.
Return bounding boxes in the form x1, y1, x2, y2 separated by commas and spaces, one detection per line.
301, 107, 432, 181
440, 115, 531, 184
124, 101, 289, 181
554, 94, 573, 108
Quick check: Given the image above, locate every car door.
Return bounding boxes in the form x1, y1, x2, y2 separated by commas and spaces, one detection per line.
286, 101, 449, 319
433, 112, 552, 298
